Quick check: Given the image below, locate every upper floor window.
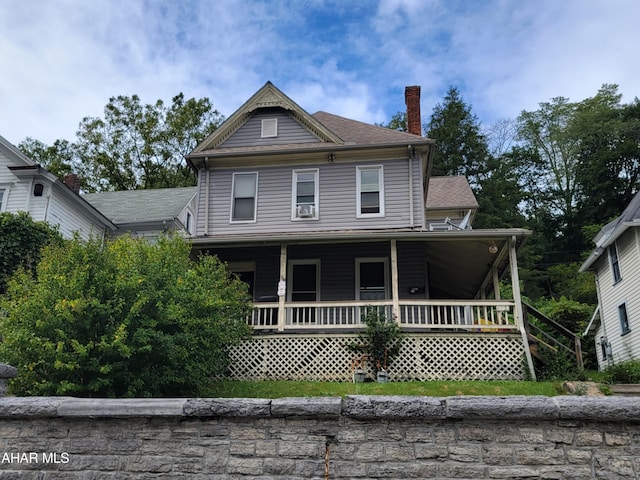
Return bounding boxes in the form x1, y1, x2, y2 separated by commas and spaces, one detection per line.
292, 169, 318, 220
261, 118, 278, 138
0, 189, 4, 212
231, 172, 258, 222
619, 302, 630, 335
357, 166, 384, 217
609, 243, 622, 284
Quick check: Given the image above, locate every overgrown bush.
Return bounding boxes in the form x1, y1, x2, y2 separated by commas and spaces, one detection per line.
604, 359, 640, 384
348, 309, 403, 372
532, 347, 585, 382
0, 235, 252, 397
0, 211, 62, 294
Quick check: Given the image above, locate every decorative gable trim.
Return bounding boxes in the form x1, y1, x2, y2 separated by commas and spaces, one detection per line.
190, 82, 343, 153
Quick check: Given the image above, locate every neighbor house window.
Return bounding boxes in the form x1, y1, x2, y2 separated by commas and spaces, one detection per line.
619, 303, 630, 335
261, 118, 278, 138
356, 166, 384, 217
185, 211, 192, 234
0, 189, 4, 212
609, 243, 622, 284
292, 169, 318, 220
231, 172, 258, 222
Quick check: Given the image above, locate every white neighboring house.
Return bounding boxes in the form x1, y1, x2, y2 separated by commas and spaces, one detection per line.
0, 134, 114, 239
581, 191, 640, 370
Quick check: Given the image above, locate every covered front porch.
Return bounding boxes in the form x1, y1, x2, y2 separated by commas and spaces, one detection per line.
192, 229, 535, 380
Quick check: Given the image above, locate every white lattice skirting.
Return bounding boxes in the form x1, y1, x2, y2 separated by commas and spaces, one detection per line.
223, 333, 527, 382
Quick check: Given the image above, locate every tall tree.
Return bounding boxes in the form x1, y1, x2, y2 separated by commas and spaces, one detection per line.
75, 93, 223, 191
18, 138, 76, 179
425, 87, 490, 188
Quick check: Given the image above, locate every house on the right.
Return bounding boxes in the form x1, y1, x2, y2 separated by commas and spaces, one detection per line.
581, 191, 640, 370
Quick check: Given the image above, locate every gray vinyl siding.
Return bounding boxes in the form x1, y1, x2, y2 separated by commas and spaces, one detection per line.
198, 157, 423, 236
206, 242, 429, 303
220, 110, 319, 148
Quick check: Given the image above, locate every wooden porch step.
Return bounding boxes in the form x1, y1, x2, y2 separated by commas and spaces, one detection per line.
609, 384, 640, 396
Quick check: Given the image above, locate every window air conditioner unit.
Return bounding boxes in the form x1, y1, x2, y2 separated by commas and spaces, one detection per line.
296, 204, 315, 218
429, 222, 452, 231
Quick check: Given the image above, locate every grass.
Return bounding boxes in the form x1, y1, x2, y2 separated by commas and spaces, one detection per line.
202, 379, 561, 398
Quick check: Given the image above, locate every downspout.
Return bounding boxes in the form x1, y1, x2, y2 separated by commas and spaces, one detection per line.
408, 145, 414, 228
204, 157, 210, 236
509, 235, 536, 380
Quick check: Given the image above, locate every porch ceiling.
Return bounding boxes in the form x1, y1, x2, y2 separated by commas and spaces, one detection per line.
191, 228, 530, 300
425, 238, 511, 298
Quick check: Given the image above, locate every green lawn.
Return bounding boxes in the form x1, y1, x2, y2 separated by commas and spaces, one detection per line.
203, 380, 562, 398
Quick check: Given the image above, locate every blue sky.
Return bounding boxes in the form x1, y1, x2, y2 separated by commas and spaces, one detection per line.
1, 0, 639, 145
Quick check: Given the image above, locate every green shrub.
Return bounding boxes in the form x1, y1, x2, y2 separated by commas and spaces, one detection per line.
604, 359, 640, 384
348, 309, 403, 372
0, 211, 62, 294
0, 235, 251, 397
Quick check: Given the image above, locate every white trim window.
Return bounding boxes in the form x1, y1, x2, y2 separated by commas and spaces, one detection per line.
0, 189, 5, 212
356, 166, 384, 217
292, 169, 319, 220
356, 257, 389, 300
619, 302, 631, 335
230, 172, 258, 223
609, 243, 622, 284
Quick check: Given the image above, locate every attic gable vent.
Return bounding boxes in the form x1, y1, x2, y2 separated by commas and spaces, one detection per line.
261, 118, 278, 138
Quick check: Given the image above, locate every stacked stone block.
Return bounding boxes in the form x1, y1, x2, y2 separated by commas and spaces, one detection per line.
0, 395, 640, 478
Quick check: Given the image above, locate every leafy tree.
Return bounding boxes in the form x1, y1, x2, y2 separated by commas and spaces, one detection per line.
573, 85, 640, 223
0, 212, 62, 294
75, 93, 223, 191
18, 93, 223, 192
376, 111, 407, 132
426, 86, 490, 188
0, 235, 251, 397
348, 309, 403, 373
18, 138, 75, 179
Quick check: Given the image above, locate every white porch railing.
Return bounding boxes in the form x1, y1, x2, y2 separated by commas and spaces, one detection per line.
249, 300, 518, 332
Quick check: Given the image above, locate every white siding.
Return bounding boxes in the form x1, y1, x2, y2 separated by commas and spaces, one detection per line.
596, 228, 640, 364
197, 157, 424, 236
46, 187, 106, 240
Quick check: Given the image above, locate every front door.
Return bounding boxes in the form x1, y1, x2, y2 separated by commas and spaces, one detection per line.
288, 260, 320, 324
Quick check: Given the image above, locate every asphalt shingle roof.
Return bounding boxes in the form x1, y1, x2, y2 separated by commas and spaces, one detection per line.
426, 176, 478, 210
83, 187, 196, 224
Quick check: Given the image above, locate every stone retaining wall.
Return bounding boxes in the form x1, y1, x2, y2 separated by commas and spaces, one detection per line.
1, 395, 640, 478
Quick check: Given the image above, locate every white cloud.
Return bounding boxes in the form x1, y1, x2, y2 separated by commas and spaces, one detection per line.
0, 0, 638, 146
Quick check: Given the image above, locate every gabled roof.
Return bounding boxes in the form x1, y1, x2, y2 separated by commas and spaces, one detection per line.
186, 82, 433, 165
190, 82, 343, 155
312, 111, 427, 145
580, 190, 640, 271
83, 187, 196, 225
426, 176, 479, 210
0, 133, 36, 166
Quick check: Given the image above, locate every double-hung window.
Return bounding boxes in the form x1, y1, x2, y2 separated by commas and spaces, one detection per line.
292, 169, 318, 220
231, 172, 258, 222
609, 243, 622, 284
0, 189, 4, 212
619, 302, 631, 335
357, 166, 384, 217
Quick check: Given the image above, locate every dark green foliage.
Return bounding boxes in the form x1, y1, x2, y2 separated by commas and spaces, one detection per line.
349, 309, 403, 372
0, 235, 251, 397
0, 212, 62, 294
604, 360, 640, 384
533, 348, 584, 382
426, 86, 490, 188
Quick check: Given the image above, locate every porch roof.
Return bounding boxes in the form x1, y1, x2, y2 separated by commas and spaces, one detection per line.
191, 228, 531, 299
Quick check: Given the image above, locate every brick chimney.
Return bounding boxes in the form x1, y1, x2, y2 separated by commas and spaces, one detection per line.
405, 86, 422, 136
63, 174, 82, 194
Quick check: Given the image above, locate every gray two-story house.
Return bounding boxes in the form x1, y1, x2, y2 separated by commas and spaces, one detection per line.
185, 82, 534, 382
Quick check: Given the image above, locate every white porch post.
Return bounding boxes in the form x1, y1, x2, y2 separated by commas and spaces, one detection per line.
277, 244, 287, 332
509, 236, 536, 380
390, 239, 400, 322
492, 267, 501, 300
